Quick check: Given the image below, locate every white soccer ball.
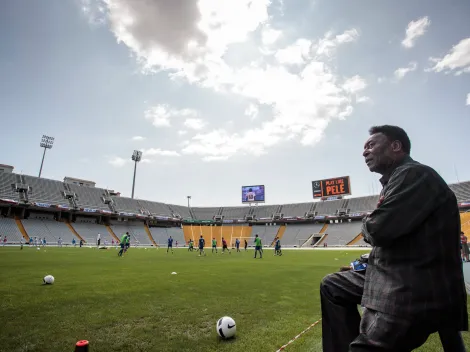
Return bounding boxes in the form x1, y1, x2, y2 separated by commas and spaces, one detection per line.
216, 316, 236, 339
43, 275, 54, 285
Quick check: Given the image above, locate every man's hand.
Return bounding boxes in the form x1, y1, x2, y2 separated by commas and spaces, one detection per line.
339, 266, 352, 272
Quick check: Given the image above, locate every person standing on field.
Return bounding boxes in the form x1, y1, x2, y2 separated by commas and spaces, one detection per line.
461, 231, 469, 262
254, 234, 262, 259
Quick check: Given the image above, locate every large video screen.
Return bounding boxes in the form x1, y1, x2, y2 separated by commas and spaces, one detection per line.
312, 176, 351, 198
242, 185, 265, 203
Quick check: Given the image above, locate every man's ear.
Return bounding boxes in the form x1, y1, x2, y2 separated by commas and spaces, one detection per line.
391, 140, 402, 152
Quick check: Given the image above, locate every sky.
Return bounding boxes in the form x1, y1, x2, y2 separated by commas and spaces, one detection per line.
0, 0, 469, 207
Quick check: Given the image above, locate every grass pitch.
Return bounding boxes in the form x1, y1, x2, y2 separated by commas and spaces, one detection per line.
1, 246, 469, 352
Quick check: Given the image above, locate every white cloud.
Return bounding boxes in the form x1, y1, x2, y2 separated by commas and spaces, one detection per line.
80, 0, 107, 25
466, 93, 470, 106
184, 118, 206, 130
245, 104, 259, 120
99, 0, 270, 77
144, 104, 198, 127
402, 16, 430, 48
342, 75, 367, 94
108, 156, 129, 167
178, 130, 188, 136
97, 1, 366, 161
143, 148, 181, 157
261, 26, 282, 46
315, 29, 359, 57
275, 39, 312, 65
428, 37, 470, 75
394, 61, 418, 80
140, 158, 153, 164
274, 29, 359, 65
335, 28, 360, 45
132, 136, 146, 141
357, 96, 371, 104
377, 77, 387, 84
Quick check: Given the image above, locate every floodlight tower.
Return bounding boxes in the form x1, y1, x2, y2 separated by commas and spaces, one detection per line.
131, 150, 142, 199
187, 195, 191, 208
38, 135, 54, 178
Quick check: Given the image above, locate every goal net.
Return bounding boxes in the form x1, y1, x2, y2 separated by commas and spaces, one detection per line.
236, 236, 257, 248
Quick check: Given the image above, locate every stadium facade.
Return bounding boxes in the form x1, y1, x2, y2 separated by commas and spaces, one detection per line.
1, 166, 470, 248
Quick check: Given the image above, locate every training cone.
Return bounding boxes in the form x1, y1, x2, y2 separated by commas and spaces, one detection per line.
75, 340, 89, 352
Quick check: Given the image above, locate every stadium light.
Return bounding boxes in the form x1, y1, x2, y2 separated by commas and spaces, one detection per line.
187, 196, 191, 208
131, 150, 142, 199
38, 135, 54, 178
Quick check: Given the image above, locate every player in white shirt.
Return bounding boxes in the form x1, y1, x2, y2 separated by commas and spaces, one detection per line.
246, 188, 256, 202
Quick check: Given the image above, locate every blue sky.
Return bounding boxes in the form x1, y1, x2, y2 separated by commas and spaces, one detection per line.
0, 0, 469, 206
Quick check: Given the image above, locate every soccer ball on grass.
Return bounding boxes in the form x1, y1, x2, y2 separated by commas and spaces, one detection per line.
216, 316, 236, 339
43, 275, 54, 285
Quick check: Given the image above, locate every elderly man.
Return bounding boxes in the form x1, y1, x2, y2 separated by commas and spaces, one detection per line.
320, 125, 467, 351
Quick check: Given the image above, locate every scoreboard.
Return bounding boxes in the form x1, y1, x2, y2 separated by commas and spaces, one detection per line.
312, 176, 351, 199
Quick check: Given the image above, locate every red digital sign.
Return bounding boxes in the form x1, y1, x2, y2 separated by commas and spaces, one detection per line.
312, 176, 351, 198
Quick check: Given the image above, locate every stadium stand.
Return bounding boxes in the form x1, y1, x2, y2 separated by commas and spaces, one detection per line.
70, 218, 113, 243
315, 199, 346, 215
182, 224, 252, 247
148, 227, 169, 246
347, 195, 379, 212
167, 204, 191, 219
166, 226, 185, 244
22, 219, 67, 244
326, 221, 363, 246
220, 206, 247, 219
67, 184, 109, 210
461, 211, 470, 234
280, 202, 313, 217
110, 221, 152, 245
353, 237, 370, 247
252, 224, 280, 246
3, 169, 470, 250
22, 175, 66, 205
111, 196, 140, 213
149, 226, 185, 246
0, 216, 24, 242
252, 205, 278, 219
0, 172, 19, 201
281, 223, 324, 247
448, 181, 470, 202
192, 207, 219, 220
136, 199, 172, 216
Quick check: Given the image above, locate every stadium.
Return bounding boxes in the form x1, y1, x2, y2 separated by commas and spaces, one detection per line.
2, 0, 470, 351
1, 163, 470, 351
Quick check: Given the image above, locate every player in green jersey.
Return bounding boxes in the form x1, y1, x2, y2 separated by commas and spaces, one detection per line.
212, 238, 218, 253
254, 234, 262, 259
188, 239, 194, 252
118, 233, 128, 257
